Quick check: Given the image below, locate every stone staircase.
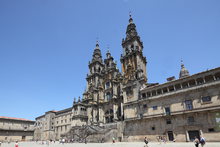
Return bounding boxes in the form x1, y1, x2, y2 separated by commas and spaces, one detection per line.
64, 122, 121, 143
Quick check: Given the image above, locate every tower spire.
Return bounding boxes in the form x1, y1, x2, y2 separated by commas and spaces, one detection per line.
179, 60, 190, 78
129, 11, 133, 24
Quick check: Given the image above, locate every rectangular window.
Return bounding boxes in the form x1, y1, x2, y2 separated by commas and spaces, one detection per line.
208, 128, 215, 132
106, 92, 112, 101
185, 100, 193, 110
152, 106, 158, 110
106, 82, 110, 89
166, 119, 172, 124
126, 87, 133, 97
202, 96, 211, 103
187, 116, 195, 124
142, 93, 146, 98
165, 107, 171, 115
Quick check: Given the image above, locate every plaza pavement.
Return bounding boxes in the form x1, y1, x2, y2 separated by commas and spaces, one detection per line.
1, 141, 220, 147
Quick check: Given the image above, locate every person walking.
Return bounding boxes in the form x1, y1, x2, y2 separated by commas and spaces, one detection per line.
144, 137, 149, 147
15, 141, 19, 147
194, 137, 199, 147
200, 136, 206, 147
112, 137, 115, 143
0, 141, 2, 147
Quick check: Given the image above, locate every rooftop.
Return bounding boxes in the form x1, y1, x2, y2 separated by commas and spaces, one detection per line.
0, 116, 35, 122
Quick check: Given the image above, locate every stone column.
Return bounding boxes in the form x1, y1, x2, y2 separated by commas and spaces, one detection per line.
187, 82, 190, 87
213, 75, 216, 81
113, 104, 118, 120
121, 103, 124, 120
173, 85, 176, 91
203, 77, 206, 83
185, 130, 189, 142
195, 79, 198, 85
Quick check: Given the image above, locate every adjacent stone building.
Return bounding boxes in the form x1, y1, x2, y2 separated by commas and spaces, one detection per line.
34, 15, 220, 142
0, 116, 35, 142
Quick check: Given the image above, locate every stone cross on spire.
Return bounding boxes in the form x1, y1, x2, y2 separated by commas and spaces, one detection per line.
129, 11, 133, 24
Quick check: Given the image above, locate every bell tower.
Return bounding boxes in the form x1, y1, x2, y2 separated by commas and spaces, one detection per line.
120, 14, 147, 103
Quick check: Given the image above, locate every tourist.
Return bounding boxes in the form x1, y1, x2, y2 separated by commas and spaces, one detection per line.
144, 137, 149, 147
62, 138, 65, 144
162, 136, 167, 144
15, 141, 19, 147
112, 137, 115, 143
156, 136, 161, 144
200, 136, 206, 147
194, 137, 199, 147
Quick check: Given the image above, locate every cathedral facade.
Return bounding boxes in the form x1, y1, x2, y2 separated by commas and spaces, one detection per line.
34, 15, 220, 142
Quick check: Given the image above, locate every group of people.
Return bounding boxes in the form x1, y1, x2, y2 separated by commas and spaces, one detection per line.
194, 136, 206, 147
143, 135, 206, 147
156, 136, 168, 144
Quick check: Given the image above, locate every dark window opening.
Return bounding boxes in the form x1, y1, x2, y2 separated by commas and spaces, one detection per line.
126, 87, 133, 97
163, 88, 168, 93
106, 92, 112, 101
152, 91, 156, 96
208, 128, 215, 132
166, 119, 172, 124
215, 72, 220, 80
175, 84, 181, 90
165, 107, 171, 115
197, 78, 204, 85
185, 100, 193, 110
182, 82, 188, 88
142, 93, 146, 98
189, 80, 196, 87
147, 92, 151, 97
152, 106, 158, 110
202, 96, 211, 103
168, 86, 174, 92
157, 89, 162, 95
205, 75, 214, 83
151, 126, 155, 130
143, 104, 147, 108
106, 82, 110, 89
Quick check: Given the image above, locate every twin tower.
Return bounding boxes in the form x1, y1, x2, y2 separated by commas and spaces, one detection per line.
73, 15, 147, 125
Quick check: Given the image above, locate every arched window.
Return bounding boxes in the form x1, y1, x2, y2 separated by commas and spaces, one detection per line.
106, 92, 112, 101
106, 82, 110, 89
131, 45, 134, 50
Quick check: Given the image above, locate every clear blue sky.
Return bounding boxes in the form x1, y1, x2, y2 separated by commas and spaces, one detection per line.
0, 0, 220, 120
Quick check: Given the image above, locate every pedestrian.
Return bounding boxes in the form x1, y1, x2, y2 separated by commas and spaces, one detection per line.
200, 136, 206, 147
144, 137, 149, 147
0, 141, 2, 147
194, 137, 199, 147
15, 141, 19, 147
112, 137, 115, 143
162, 136, 166, 144
62, 138, 65, 144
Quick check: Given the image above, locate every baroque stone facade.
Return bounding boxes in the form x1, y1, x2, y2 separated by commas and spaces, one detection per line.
0, 116, 35, 142
34, 15, 220, 142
